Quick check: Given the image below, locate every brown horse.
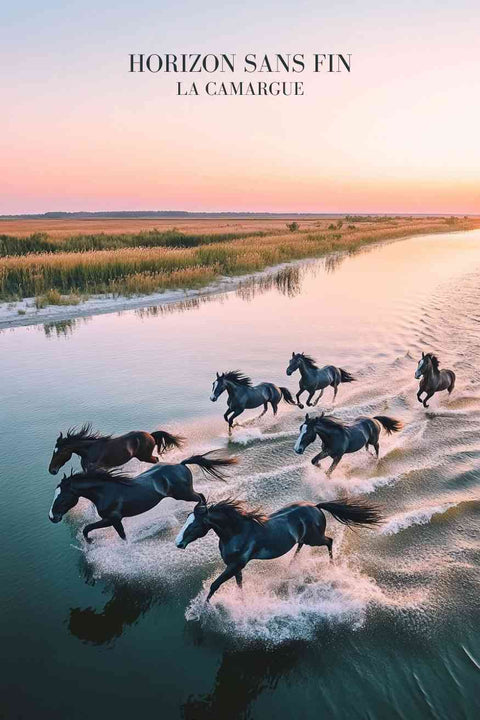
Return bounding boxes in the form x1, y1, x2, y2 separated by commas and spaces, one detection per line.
48, 424, 184, 475
415, 352, 456, 408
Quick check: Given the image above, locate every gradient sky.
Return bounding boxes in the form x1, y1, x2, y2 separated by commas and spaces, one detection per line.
1, 0, 479, 214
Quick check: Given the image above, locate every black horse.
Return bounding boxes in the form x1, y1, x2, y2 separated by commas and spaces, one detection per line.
49, 424, 183, 474
294, 412, 403, 475
415, 352, 455, 408
210, 371, 296, 431
176, 497, 381, 601
286, 352, 355, 407
49, 452, 236, 542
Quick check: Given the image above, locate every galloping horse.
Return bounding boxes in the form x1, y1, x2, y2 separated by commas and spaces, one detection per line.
175, 497, 382, 601
210, 371, 296, 431
49, 452, 237, 542
415, 352, 455, 408
293, 412, 403, 475
286, 352, 355, 407
49, 424, 184, 474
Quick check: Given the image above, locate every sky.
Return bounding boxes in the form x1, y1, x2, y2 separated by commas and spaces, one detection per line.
1, 0, 479, 214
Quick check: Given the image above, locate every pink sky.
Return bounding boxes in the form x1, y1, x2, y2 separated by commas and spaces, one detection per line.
1, 1, 479, 214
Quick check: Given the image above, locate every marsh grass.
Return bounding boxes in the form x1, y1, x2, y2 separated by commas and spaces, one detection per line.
0, 229, 270, 257
1, 218, 479, 302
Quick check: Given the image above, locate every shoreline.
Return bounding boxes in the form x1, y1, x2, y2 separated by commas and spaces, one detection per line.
0, 226, 474, 331
0, 257, 319, 330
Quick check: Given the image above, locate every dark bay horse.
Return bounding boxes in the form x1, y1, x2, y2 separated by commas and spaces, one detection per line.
210, 371, 296, 431
415, 352, 455, 408
294, 412, 403, 475
49, 424, 184, 475
176, 497, 381, 601
286, 352, 355, 407
48, 452, 236, 542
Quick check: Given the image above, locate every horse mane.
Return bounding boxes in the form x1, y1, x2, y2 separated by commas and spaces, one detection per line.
208, 498, 267, 526
222, 370, 252, 387
296, 353, 318, 369
57, 423, 111, 448
425, 353, 440, 370
68, 468, 136, 487
311, 414, 345, 429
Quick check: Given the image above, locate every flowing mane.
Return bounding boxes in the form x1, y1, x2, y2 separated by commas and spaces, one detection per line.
208, 498, 267, 526
56, 423, 111, 448
222, 370, 252, 387
425, 353, 440, 370
68, 468, 136, 487
296, 353, 318, 369
310, 414, 346, 429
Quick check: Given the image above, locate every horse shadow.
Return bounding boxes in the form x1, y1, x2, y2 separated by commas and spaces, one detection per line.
68, 557, 167, 646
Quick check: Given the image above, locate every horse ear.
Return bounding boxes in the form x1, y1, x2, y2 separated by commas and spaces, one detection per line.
59, 432, 63, 440
216, 371, 220, 378
320, 411, 325, 417
70, 468, 74, 477
422, 351, 425, 358
292, 351, 295, 357
305, 413, 310, 421
62, 473, 67, 480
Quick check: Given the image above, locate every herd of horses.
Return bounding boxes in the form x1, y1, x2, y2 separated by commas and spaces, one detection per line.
48, 350, 455, 602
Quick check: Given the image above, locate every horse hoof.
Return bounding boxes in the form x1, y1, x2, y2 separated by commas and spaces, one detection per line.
84, 537, 93, 544
298, 403, 304, 409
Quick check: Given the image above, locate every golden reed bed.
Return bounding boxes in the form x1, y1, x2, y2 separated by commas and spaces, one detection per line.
1, 216, 479, 303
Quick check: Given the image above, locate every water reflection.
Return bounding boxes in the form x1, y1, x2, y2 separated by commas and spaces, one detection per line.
68, 558, 163, 646
42, 317, 91, 338
181, 645, 300, 720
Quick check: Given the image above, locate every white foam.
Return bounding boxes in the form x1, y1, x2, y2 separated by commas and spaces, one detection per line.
185, 554, 388, 645
381, 503, 456, 535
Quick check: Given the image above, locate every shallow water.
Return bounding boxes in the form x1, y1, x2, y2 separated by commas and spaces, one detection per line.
1, 230, 480, 719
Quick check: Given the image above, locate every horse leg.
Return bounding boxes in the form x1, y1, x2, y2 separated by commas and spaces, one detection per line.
323, 536, 333, 561
332, 383, 338, 403
417, 389, 424, 403
312, 389, 324, 406
83, 519, 115, 543
305, 391, 316, 407
296, 388, 306, 409
423, 392, 434, 408
374, 442, 380, 458
289, 543, 304, 567
112, 519, 126, 540
258, 402, 268, 418
311, 449, 329, 467
206, 562, 246, 602
326, 456, 342, 477
270, 400, 279, 415
235, 570, 243, 589
228, 410, 243, 432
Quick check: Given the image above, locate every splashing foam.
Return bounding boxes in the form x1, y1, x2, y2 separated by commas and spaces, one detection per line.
185, 553, 388, 645
381, 503, 457, 535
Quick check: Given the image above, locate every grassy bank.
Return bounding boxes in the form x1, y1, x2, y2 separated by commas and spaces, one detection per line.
1, 217, 479, 302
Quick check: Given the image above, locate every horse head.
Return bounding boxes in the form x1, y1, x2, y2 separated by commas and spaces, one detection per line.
293, 413, 318, 454
175, 498, 209, 549
210, 372, 227, 402
48, 473, 79, 523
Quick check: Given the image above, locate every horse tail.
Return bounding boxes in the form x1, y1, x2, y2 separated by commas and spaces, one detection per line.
339, 368, 355, 383
447, 370, 456, 394
279, 387, 297, 405
316, 498, 382, 528
151, 430, 184, 454
373, 416, 403, 435
180, 451, 237, 481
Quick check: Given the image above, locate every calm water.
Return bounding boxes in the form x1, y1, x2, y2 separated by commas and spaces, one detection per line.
2, 231, 480, 719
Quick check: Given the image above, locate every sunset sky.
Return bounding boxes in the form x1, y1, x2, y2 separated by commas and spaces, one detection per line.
1, 0, 479, 214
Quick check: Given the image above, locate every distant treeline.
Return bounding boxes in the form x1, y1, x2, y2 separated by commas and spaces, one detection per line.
0, 229, 269, 257
0, 211, 341, 220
